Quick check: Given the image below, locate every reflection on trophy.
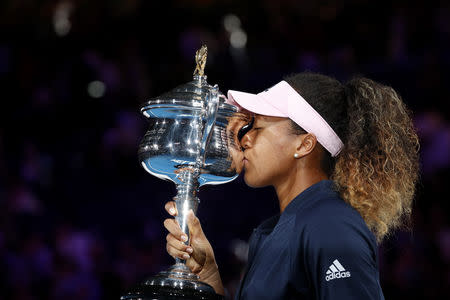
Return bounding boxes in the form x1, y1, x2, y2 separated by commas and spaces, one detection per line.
120, 46, 249, 299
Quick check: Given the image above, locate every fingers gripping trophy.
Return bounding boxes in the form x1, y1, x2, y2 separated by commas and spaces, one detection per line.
120, 46, 249, 300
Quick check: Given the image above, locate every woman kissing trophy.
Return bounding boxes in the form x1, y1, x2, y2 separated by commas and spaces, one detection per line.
120, 46, 249, 300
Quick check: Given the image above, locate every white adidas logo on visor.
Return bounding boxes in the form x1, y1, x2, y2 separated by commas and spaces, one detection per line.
325, 259, 351, 281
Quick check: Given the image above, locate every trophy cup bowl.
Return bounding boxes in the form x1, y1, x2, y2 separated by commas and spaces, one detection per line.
120, 47, 248, 300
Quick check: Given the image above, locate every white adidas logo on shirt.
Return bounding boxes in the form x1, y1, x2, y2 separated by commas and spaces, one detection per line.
325, 259, 351, 281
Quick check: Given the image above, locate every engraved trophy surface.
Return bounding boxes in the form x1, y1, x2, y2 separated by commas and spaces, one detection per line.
120, 46, 247, 299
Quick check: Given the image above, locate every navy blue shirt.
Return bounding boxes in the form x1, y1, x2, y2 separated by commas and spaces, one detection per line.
236, 180, 385, 299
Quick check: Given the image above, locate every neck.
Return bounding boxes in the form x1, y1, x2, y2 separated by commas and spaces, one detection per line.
274, 166, 328, 212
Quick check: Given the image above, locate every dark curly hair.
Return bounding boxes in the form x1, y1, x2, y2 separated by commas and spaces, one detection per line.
284, 72, 420, 242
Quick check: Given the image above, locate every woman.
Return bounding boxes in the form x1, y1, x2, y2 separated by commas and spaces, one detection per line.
163, 72, 419, 299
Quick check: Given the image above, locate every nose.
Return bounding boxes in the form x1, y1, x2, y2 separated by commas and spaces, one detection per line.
240, 132, 251, 150
238, 116, 254, 150
237, 116, 254, 142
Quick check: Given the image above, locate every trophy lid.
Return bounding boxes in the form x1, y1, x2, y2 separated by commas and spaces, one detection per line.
140, 46, 237, 119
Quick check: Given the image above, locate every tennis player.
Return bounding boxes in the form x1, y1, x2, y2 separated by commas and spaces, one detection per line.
163, 72, 419, 299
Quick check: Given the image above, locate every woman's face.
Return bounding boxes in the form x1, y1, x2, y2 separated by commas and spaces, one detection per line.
240, 115, 298, 188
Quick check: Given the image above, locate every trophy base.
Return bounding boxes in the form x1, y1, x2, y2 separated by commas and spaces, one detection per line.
120, 263, 223, 300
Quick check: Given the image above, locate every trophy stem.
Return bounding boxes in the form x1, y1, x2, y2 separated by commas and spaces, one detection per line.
173, 169, 200, 266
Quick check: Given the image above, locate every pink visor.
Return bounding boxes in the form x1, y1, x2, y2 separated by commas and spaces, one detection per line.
227, 81, 344, 157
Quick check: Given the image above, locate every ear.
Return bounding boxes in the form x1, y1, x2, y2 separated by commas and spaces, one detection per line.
294, 133, 318, 158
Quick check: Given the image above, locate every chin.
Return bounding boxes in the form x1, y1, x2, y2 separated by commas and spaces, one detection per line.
243, 172, 267, 188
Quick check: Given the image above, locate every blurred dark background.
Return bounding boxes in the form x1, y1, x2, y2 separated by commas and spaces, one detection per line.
0, 0, 449, 299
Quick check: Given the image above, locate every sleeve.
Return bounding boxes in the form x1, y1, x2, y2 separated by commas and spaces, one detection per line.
302, 216, 384, 300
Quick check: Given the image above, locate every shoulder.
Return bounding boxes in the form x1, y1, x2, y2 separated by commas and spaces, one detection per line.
301, 191, 375, 241
286, 182, 383, 298
296, 195, 378, 268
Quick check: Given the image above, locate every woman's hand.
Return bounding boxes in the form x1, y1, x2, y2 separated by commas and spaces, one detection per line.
164, 201, 225, 295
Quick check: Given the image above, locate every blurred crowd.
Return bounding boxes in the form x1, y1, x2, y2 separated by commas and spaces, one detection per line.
0, 0, 449, 299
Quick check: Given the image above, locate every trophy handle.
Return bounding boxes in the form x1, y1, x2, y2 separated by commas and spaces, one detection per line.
197, 84, 220, 168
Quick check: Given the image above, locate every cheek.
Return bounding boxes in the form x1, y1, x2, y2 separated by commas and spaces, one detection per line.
244, 137, 292, 187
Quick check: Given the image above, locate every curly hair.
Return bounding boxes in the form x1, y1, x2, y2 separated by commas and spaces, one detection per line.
284, 73, 419, 242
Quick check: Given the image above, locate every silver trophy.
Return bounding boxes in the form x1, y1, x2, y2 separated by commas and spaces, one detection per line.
121, 46, 248, 299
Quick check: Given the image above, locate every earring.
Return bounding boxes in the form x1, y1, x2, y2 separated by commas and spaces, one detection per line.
294, 153, 299, 158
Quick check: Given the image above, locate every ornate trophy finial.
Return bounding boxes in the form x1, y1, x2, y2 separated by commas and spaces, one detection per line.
193, 45, 208, 76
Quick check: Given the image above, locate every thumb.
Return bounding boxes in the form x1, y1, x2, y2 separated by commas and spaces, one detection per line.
187, 209, 204, 238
